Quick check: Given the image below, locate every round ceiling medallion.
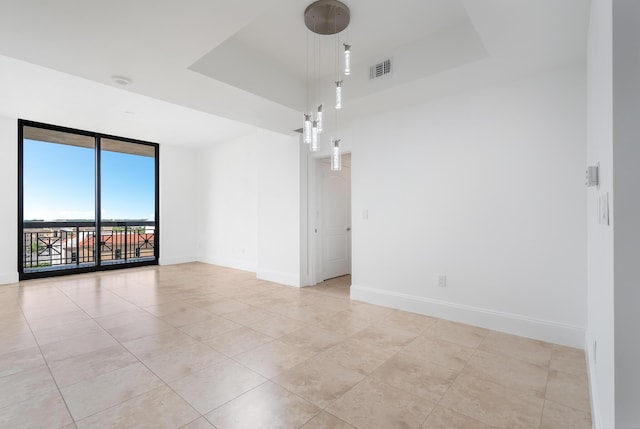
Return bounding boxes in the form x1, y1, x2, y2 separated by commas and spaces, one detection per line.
304, 0, 350, 35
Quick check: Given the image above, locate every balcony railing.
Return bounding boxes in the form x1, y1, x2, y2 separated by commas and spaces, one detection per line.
23, 221, 156, 273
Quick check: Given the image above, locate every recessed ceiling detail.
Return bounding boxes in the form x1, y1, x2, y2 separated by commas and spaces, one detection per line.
0, 0, 591, 137
189, 0, 487, 112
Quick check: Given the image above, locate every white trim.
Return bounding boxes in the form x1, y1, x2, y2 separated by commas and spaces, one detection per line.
257, 270, 301, 288
198, 256, 257, 273
351, 284, 586, 348
0, 272, 19, 285
585, 330, 602, 429
158, 255, 197, 266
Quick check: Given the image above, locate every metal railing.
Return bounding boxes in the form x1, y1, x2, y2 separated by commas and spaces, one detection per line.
23, 221, 156, 272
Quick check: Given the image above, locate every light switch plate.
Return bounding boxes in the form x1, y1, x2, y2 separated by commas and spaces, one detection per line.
586, 164, 599, 187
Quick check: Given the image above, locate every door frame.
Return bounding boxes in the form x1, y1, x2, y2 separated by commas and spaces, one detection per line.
305, 152, 351, 286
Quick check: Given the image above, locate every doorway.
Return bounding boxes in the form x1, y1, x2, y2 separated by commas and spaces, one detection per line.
315, 153, 351, 283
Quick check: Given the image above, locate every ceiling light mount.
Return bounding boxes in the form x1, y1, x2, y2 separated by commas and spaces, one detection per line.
111, 75, 132, 86
304, 0, 350, 35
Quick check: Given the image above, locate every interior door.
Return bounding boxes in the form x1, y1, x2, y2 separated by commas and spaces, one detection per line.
320, 157, 351, 280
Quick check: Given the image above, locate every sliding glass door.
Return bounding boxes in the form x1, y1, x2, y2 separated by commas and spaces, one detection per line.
19, 120, 159, 279
99, 138, 157, 266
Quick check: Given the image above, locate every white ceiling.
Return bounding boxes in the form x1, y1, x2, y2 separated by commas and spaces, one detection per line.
191, 0, 481, 110
0, 0, 590, 146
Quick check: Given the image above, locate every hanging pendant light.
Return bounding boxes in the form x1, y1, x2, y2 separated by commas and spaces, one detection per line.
303, 114, 312, 144
302, 0, 351, 153
343, 44, 351, 76
331, 138, 342, 171
311, 120, 319, 152
335, 80, 343, 109
316, 104, 323, 133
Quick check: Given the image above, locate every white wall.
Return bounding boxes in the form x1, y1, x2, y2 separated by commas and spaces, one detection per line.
256, 133, 301, 286
197, 133, 259, 272
196, 130, 302, 286
159, 144, 199, 265
586, 3, 640, 426
350, 65, 587, 347
0, 116, 18, 285
612, 1, 640, 426
586, 0, 615, 427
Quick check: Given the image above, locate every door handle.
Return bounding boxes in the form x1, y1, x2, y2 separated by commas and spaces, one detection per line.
347, 227, 351, 231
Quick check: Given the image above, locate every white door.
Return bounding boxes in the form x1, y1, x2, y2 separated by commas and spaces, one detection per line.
320, 157, 351, 280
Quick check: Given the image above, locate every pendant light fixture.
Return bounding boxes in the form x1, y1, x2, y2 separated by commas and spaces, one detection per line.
301, 0, 351, 160
335, 80, 343, 109
331, 138, 342, 171
343, 44, 351, 76
303, 113, 312, 144
316, 104, 323, 133
311, 120, 319, 152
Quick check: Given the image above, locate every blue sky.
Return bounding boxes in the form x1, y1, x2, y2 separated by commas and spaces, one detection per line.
23, 139, 155, 221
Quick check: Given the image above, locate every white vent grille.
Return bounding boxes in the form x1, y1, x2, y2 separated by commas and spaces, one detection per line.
370, 59, 391, 79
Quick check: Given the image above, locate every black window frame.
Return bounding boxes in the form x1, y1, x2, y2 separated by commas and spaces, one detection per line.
18, 119, 160, 280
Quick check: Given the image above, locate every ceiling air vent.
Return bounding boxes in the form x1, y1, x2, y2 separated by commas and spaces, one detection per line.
370, 59, 391, 79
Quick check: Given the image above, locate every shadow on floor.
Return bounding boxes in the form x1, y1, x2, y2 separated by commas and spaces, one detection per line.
309, 275, 351, 297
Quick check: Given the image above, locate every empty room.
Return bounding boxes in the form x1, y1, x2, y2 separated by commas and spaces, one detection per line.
0, 0, 638, 428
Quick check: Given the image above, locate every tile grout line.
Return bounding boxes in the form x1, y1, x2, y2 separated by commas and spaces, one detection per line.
76, 274, 307, 426
53, 280, 200, 426
217, 288, 364, 427
197, 379, 270, 425
17, 286, 77, 427
539, 357, 552, 429
421, 330, 487, 428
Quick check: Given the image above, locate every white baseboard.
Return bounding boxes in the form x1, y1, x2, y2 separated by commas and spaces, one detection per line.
159, 255, 197, 266
350, 284, 585, 348
0, 271, 19, 285
257, 270, 301, 288
196, 258, 300, 287
198, 256, 257, 273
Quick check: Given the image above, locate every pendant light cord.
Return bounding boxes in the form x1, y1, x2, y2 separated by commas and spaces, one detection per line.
306, 27, 309, 114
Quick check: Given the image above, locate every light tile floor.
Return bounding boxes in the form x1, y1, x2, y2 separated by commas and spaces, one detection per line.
0, 263, 591, 429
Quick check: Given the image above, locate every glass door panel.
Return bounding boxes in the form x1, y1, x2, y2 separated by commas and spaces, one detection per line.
21, 126, 96, 273
99, 138, 157, 266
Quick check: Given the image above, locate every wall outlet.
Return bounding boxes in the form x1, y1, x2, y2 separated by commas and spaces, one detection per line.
438, 275, 447, 287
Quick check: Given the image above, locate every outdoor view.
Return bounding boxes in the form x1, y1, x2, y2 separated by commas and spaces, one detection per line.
22, 126, 157, 275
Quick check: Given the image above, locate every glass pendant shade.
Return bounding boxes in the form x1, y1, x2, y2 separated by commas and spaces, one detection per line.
331, 138, 342, 171
303, 114, 312, 144
311, 121, 319, 152
317, 105, 323, 133
344, 44, 351, 76
303, 1, 352, 153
